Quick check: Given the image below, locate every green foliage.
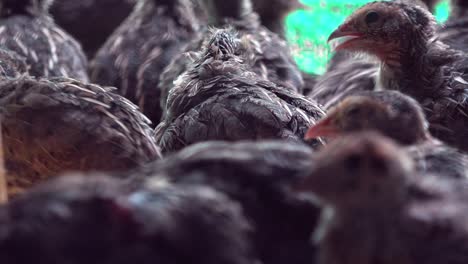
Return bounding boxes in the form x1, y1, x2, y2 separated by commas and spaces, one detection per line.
286, 0, 451, 74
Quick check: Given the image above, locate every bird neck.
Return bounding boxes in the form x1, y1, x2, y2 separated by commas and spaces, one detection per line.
378, 38, 452, 98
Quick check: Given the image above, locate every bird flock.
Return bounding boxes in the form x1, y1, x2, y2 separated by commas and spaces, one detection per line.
0, 0, 467, 263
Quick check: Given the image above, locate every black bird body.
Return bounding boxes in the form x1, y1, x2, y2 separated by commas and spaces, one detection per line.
0, 175, 255, 264
297, 133, 468, 264
132, 140, 320, 264
155, 30, 324, 153
159, 0, 304, 110
50, 0, 136, 58
0, 76, 160, 196
327, 1, 468, 152
90, 0, 199, 125
0, 0, 88, 81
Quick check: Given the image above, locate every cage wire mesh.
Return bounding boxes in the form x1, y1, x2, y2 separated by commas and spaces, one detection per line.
286, 0, 451, 75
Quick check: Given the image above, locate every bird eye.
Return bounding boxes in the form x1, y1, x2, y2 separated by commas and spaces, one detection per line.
346, 106, 361, 116
365, 11, 380, 24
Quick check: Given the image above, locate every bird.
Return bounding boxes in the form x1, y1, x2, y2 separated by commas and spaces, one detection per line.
50, 0, 136, 58
296, 132, 468, 264
0, 76, 160, 197
438, 0, 468, 53
251, 0, 304, 39
327, 1, 468, 152
90, 0, 200, 126
159, 0, 304, 111
133, 139, 320, 264
0, 174, 256, 264
0, 0, 89, 81
305, 90, 468, 179
155, 29, 325, 153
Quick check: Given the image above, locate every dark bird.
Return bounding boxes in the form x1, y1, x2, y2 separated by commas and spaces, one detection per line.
0, 174, 256, 264
159, 0, 304, 109
155, 29, 325, 153
132, 139, 320, 264
327, 1, 468, 152
438, 0, 468, 53
0, 0, 88, 81
50, 0, 136, 58
297, 132, 468, 264
90, 0, 199, 125
0, 76, 160, 197
251, 0, 304, 39
305, 90, 468, 179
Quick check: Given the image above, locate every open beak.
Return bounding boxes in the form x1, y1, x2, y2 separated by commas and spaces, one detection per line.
327, 24, 363, 51
305, 117, 340, 140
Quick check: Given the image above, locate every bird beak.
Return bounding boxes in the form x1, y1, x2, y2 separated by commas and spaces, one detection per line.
305, 117, 339, 140
327, 23, 363, 51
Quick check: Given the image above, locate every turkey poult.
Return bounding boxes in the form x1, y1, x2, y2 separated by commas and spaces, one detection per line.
155, 29, 325, 153
305, 90, 468, 179
296, 132, 468, 264
0, 77, 160, 197
50, 0, 136, 58
134, 140, 320, 264
0, 175, 256, 264
90, 0, 199, 125
0, 0, 88, 81
328, 1, 468, 152
159, 0, 304, 109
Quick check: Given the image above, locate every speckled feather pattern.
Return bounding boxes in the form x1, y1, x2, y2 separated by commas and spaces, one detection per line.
90, 0, 199, 126
0, 47, 27, 78
0, 14, 88, 81
0, 76, 160, 196
155, 30, 324, 153
159, 12, 304, 111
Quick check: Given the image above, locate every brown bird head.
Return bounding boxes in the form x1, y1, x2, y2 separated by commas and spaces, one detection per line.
297, 132, 413, 208
305, 91, 431, 146
328, 1, 437, 62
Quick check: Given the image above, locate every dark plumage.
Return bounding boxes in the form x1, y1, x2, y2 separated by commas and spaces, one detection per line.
438, 0, 468, 53
309, 57, 378, 109
50, 0, 136, 58
251, 0, 304, 38
159, 0, 304, 109
0, 48, 27, 79
305, 90, 468, 179
0, 174, 255, 264
0, 0, 88, 81
297, 132, 468, 264
0, 76, 160, 196
328, 1, 468, 152
90, 0, 199, 125
155, 29, 325, 153
132, 140, 320, 264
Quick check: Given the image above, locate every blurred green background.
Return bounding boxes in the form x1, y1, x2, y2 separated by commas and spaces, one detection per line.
285, 0, 451, 74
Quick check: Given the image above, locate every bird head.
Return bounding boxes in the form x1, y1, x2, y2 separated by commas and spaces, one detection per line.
296, 132, 413, 208
305, 91, 430, 145
328, 1, 436, 61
